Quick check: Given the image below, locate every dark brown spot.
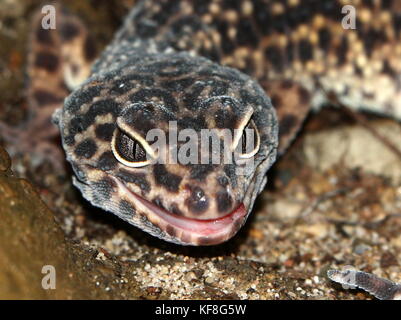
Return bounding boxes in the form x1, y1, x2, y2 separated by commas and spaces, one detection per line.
362, 0, 375, 8
69, 99, 119, 133
116, 169, 151, 194
279, 114, 298, 136
236, 19, 258, 47
216, 21, 235, 54
97, 151, 118, 170
64, 135, 75, 146
95, 123, 115, 141
211, 80, 229, 96
393, 12, 401, 36
197, 236, 220, 246
36, 27, 53, 45
271, 94, 282, 109
216, 191, 233, 213
130, 88, 178, 112
74, 139, 97, 158
382, 60, 396, 77
318, 27, 331, 52
297, 86, 310, 105
336, 36, 348, 65
60, 22, 80, 41
33, 90, 62, 106
185, 185, 209, 214
153, 164, 182, 193
65, 84, 102, 113
380, 251, 398, 268
84, 35, 97, 61
265, 45, 284, 72
361, 27, 387, 57
161, 77, 195, 91
286, 41, 294, 63
280, 80, 294, 89
382, 0, 393, 9
299, 39, 313, 63
165, 225, 177, 238
34, 52, 59, 72
170, 203, 184, 216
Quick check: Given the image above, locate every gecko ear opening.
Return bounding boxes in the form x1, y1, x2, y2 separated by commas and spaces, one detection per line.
111, 128, 153, 167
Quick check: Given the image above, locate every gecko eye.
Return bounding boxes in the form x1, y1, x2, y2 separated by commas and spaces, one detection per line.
111, 128, 152, 167
236, 119, 260, 159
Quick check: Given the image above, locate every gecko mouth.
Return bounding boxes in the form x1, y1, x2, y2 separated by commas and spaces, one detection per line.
112, 177, 247, 245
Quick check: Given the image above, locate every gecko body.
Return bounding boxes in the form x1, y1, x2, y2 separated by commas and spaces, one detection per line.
4, 0, 401, 245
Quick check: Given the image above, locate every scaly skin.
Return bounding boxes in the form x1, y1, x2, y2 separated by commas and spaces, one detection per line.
4, 0, 401, 245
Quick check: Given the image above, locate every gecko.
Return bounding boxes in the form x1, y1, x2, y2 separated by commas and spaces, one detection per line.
328, 268, 401, 300
1, 0, 401, 247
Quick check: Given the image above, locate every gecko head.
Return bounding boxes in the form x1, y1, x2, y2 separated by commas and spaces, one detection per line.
58, 53, 278, 245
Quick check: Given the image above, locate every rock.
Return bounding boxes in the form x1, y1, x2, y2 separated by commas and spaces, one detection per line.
0, 146, 142, 299
303, 120, 401, 184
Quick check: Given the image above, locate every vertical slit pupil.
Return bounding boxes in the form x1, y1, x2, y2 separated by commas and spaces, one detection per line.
116, 129, 147, 162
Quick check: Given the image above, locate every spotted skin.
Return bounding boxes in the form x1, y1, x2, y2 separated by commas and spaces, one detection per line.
3, 0, 401, 245
56, 52, 277, 244
0, 5, 96, 166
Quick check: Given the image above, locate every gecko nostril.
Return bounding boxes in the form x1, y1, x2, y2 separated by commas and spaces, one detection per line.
184, 185, 209, 215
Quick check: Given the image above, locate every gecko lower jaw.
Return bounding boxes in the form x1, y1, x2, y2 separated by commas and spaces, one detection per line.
112, 177, 247, 245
